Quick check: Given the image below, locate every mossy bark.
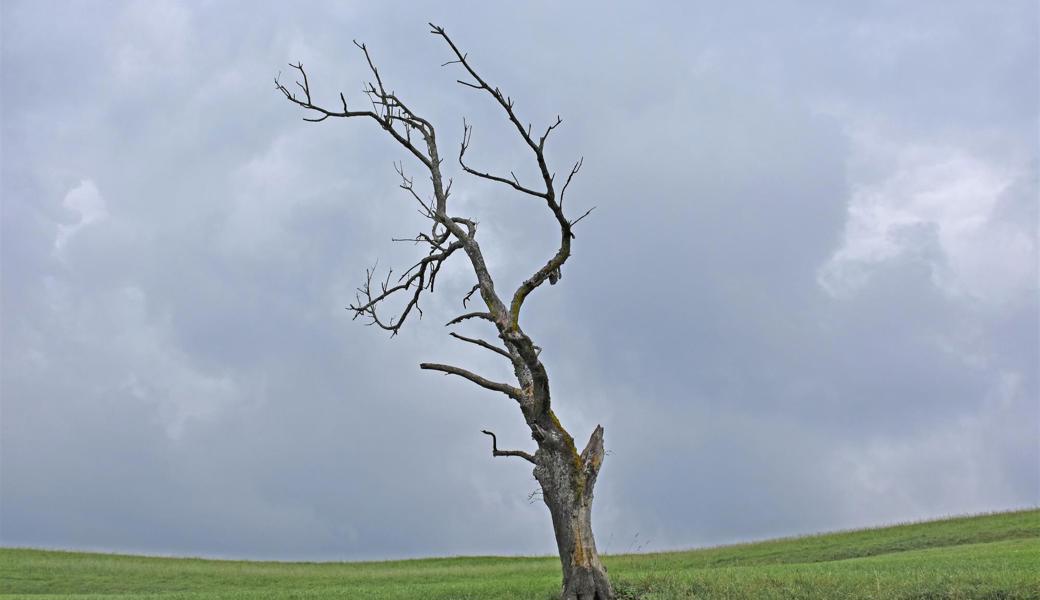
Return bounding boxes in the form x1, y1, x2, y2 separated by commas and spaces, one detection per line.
533, 423, 614, 600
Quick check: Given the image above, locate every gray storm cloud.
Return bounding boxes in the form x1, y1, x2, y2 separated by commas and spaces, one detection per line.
2, 0, 1036, 559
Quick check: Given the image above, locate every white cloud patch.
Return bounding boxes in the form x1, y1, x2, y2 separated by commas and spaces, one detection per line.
54, 179, 108, 253
819, 133, 1034, 307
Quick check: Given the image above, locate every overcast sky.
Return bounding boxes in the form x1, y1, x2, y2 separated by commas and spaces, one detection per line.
2, 1, 1037, 561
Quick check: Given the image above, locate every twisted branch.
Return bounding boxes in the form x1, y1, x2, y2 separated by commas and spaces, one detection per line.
481, 429, 537, 464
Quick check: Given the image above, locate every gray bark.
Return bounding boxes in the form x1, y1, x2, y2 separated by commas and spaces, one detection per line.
535, 425, 614, 600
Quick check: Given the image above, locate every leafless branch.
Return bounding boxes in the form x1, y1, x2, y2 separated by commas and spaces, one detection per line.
446, 311, 496, 326
393, 162, 437, 219
278, 42, 493, 337
449, 332, 512, 360
458, 119, 546, 198
462, 283, 480, 308
570, 206, 596, 227
560, 157, 584, 208
430, 23, 590, 328
274, 58, 432, 169
349, 238, 463, 335
481, 429, 537, 464
279, 28, 582, 419
420, 363, 523, 400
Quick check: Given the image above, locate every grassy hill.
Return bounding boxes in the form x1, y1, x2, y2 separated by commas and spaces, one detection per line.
2, 509, 1037, 599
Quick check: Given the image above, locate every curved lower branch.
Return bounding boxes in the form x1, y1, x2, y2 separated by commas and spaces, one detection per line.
481, 429, 537, 464
419, 362, 522, 401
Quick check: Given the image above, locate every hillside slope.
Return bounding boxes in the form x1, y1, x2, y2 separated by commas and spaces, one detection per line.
2, 509, 1037, 599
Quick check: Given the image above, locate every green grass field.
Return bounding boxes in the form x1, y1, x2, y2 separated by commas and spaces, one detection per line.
2, 509, 1037, 599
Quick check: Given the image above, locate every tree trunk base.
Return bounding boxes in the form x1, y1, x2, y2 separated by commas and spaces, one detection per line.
562, 563, 614, 600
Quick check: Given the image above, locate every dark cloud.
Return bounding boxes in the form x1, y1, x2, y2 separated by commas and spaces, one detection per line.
2, 0, 1036, 559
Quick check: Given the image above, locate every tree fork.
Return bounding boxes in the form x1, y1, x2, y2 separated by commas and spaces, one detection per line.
535, 424, 613, 600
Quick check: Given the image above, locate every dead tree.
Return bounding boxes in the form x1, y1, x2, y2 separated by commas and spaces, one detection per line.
276, 24, 613, 600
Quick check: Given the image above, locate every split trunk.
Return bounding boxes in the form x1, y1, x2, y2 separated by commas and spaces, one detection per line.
532, 421, 614, 600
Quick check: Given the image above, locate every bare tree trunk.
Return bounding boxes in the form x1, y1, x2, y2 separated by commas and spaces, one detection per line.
535, 423, 614, 600
276, 23, 614, 599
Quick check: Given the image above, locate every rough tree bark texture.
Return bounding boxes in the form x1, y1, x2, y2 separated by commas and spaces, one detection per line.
535, 425, 613, 600
276, 24, 613, 600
